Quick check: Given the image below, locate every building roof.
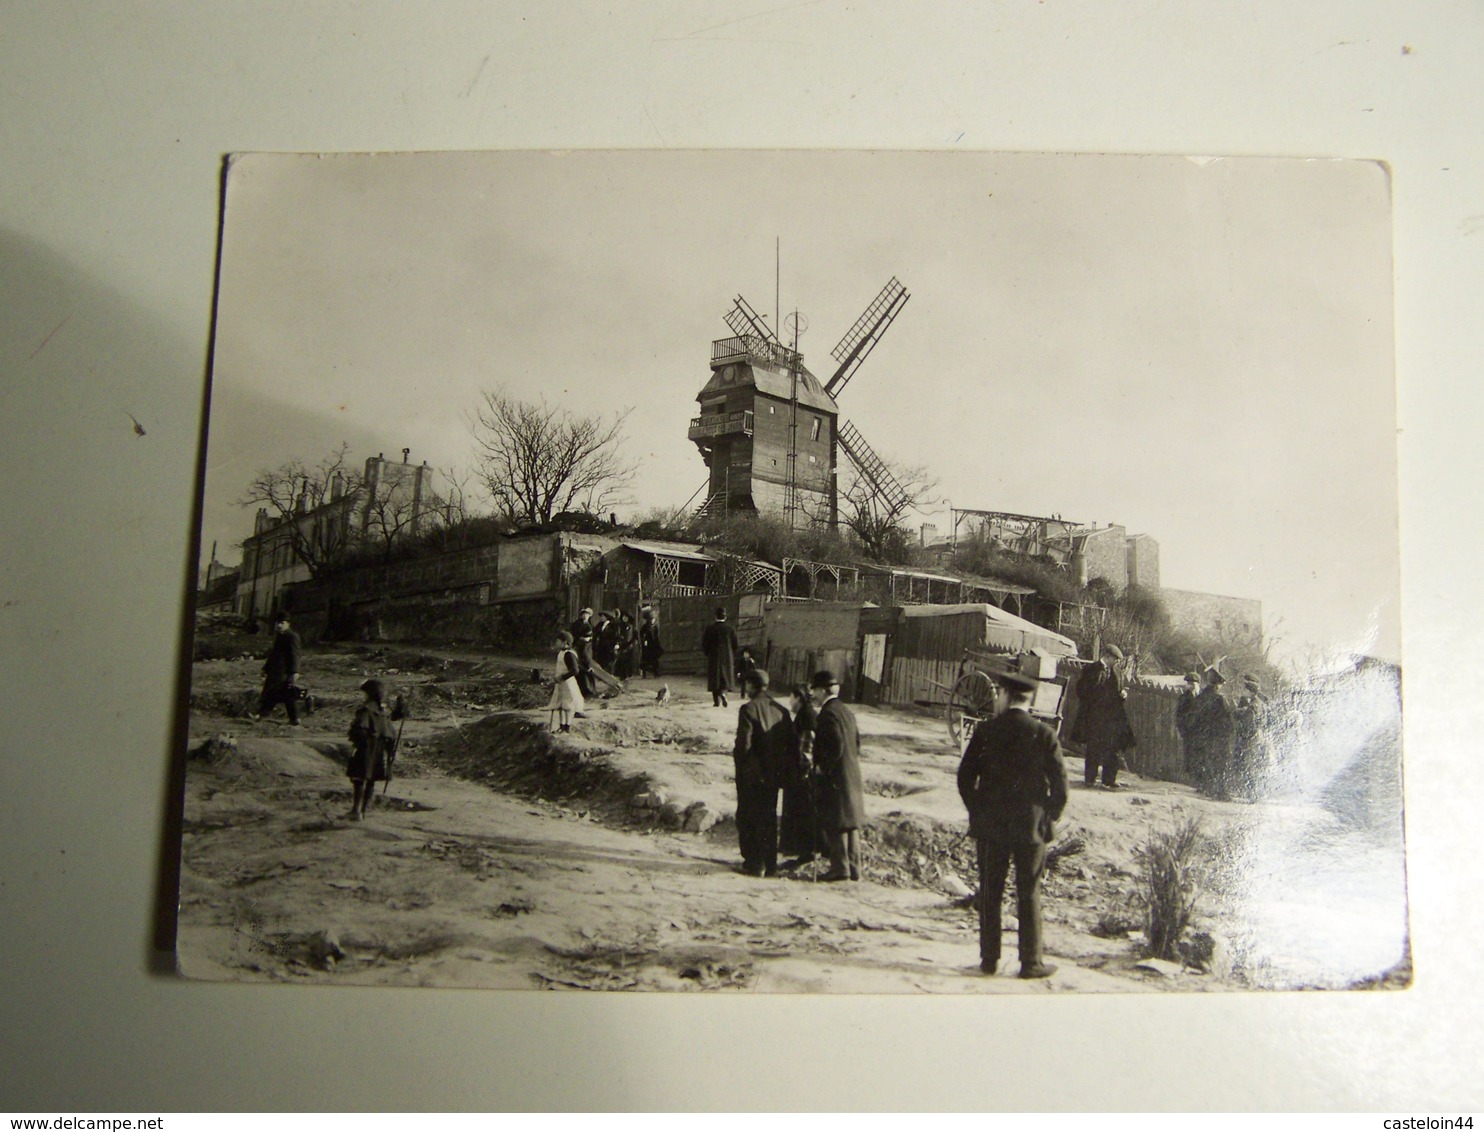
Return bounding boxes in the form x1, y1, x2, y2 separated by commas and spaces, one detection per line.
618, 538, 713, 563
697, 362, 838, 415
901, 602, 1078, 656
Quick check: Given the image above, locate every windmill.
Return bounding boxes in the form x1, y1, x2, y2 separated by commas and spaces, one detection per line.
687, 276, 913, 531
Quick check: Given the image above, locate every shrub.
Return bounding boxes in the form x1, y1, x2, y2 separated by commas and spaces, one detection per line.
1134, 815, 1206, 961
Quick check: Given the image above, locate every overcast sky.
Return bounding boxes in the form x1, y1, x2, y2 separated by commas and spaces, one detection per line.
203, 150, 1400, 664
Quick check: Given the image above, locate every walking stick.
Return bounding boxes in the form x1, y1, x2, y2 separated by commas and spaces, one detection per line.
384, 694, 406, 797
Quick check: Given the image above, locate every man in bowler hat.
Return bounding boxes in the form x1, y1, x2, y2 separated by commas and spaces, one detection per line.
957, 669, 1068, 978
810, 670, 866, 881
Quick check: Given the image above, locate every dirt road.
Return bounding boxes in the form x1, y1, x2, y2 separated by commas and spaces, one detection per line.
176, 643, 1401, 992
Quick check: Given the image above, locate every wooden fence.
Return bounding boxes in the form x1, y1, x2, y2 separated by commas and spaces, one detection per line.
1060, 665, 1189, 782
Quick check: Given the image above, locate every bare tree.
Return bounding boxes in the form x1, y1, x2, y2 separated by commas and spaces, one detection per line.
468, 390, 636, 525
238, 443, 364, 578
837, 458, 939, 562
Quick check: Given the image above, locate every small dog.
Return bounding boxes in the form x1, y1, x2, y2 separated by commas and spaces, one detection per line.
655, 684, 670, 704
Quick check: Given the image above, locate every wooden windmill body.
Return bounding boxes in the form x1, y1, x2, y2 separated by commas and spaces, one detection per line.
688, 278, 913, 531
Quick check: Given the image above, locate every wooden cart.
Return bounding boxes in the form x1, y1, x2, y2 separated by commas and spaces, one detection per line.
941, 645, 1073, 749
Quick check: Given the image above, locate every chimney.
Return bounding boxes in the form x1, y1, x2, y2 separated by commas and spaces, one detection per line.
920, 522, 938, 547
402, 448, 410, 464
330, 471, 344, 502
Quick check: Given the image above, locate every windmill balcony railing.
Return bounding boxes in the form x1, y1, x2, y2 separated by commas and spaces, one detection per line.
688, 410, 754, 441
711, 335, 802, 369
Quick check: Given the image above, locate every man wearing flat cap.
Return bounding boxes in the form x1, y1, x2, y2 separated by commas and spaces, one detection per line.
1070, 643, 1136, 789
1186, 667, 1235, 798
810, 670, 865, 881
957, 669, 1068, 978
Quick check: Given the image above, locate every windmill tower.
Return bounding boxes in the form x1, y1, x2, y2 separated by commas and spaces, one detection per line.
688, 277, 913, 531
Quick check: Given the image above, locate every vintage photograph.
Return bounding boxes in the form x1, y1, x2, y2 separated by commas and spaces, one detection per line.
179, 149, 1405, 992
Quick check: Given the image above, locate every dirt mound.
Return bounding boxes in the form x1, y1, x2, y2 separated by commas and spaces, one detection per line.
191, 734, 343, 789
419, 714, 663, 826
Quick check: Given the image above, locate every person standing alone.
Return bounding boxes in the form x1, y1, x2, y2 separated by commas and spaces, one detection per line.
346, 678, 395, 821
957, 669, 1068, 979
701, 606, 738, 707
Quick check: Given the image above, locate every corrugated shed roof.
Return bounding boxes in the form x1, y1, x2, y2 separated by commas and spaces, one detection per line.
618, 539, 713, 562
901, 602, 1078, 656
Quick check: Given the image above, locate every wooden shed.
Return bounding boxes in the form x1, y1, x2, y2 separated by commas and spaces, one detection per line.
883, 603, 1078, 707
761, 601, 867, 700
652, 592, 768, 676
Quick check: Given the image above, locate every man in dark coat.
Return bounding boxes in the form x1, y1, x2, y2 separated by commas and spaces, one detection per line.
252, 613, 303, 725
638, 606, 664, 678
810, 670, 866, 881
1187, 667, 1235, 798
957, 670, 1068, 978
569, 608, 597, 697
732, 668, 791, 877
1231, 674, 1269, 800
701, 606, 738, 707
1070, 643, 1136, 788
1174, 670, 1201, 759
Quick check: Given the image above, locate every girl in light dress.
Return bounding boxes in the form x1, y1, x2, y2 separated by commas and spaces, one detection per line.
548, 630, 585, 732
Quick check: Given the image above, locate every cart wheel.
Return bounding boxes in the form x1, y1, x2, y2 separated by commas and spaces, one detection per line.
947, 670, 998, 748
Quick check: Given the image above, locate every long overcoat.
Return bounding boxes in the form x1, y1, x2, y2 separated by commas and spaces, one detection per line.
262, 628, 302, 689
733, 695, 791, 789
347, 703, 395, 782
956, 708, 1068, 845
812, 697, 866, 831
1186, 686, 1234, 790
701, 619, 739, 694
1069, 662, 1136, 754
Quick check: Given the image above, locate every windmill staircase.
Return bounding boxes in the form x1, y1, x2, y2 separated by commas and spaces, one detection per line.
691, 491, 731, 522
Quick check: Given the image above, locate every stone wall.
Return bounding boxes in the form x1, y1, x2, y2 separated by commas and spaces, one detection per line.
1077, 525, 1128, 590
1161, 587, 1263, 649
1126, 533, 1161, 589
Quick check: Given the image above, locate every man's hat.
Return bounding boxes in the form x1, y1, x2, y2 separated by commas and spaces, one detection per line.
359, 678, 385, 702
274, 612, 290, 623
1203, 667, 1226, 685
997, 669, 1040, 694
745, 667, 770, 690
809, 669, 840, 689
579, 607, 593, 616
1102, 643, 1124, 660
1184, 671, 1201, 685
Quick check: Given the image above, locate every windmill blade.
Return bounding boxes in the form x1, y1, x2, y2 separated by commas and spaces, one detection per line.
723, 294, 778, 344
838, 419, 912, 517
826, 276, 910, 397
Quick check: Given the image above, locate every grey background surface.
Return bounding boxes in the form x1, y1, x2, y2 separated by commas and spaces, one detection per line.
1, 2, 1479, 1111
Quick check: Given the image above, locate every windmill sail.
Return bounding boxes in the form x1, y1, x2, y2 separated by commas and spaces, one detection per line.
724, 295, 777, 343
826, 277, 909, 397
838, 419, 911, 516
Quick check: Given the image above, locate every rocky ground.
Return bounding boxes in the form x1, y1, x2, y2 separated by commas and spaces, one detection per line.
175, 639, 1404, 992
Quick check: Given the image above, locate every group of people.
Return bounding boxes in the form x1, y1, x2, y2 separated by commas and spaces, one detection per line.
730, 665, 866, 882
1176, 667, 1269, 800
547, 605, 666, 730
568, 606, 665, 689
